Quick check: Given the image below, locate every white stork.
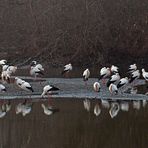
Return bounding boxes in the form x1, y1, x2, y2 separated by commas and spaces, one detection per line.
107, 73, 120, 87
109, 84, 118, 95
61, 63, 73, 76
142, 69, 148, 81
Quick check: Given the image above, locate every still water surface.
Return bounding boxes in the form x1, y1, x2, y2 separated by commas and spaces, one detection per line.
1, 67, 148, 147
0, 99, 147, 148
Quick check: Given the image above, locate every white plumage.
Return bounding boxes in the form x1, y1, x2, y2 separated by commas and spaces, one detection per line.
0, 84, 6, 92
109, 84, 118, 94
21, 82, 34, 92
41, 85, 59, 97
1, 64, 17, 83
110, 73, 120, 82
93, 82, 101, 92
111, 65, 119, 73
83, 69, 90, 81
2, 65, 9, 71
128, 64, 137, 73
15, 77, 25, 86
107, 73, 120, 87
30, 62, 44, 78
142, 69, 148, 81
0, 60, 7, 65
117, 77, 129, 88
62, 63, 73, 75
99, 67, 111, 80
129, 70, 140, 83
7, 66, 17, 74
1, 70, 11, 83
15, 77, 34, 92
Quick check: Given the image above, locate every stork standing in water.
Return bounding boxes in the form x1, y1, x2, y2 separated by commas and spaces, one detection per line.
99, 67, 111, 85
109, 84, 118, 95
41, 84, 59, 106
82, 69, 90, 111
93, 82, 101, 116
106, 73, 120, 87
61, 63, 73, 77
83, 68, 90, 87
129, 70, 140, 86
15, 77, 34, 93
93, 82, 101, 93
15, 77, 34, 106
30, 61, 44, 80
6, 65, 17, 75
1, 64, 17, 83
93, 82, 101, 107
117, 77, 129, 93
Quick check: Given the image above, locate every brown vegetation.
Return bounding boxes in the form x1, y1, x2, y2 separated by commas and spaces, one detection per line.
0, 0, 147, 68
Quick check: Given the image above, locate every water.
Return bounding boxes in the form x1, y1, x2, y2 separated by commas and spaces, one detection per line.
0, 68, 148, 147
0, 99, 147, 148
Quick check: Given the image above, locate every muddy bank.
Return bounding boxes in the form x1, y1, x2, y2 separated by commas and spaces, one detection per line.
0, 78, 147, 100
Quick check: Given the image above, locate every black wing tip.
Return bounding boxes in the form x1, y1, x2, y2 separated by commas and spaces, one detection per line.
36, 71, 44, 75
99, 74, 105, 80
117, 83, 123, 88
83, 77, 88, 81
107, 80, 111, 87
2, 88, 6, 92
26, 87, 34, 92
129, 77, 136, 83
115, 90, 118, 94
117, 85, 121, 89
50, 85, 60, 91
